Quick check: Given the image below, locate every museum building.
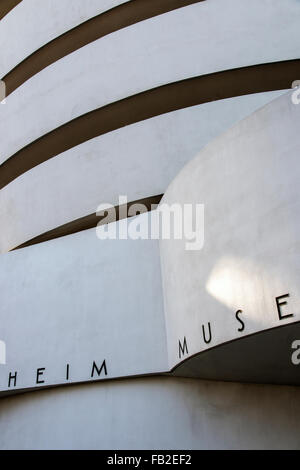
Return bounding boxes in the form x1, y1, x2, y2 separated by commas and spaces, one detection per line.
1, 0, 300, 449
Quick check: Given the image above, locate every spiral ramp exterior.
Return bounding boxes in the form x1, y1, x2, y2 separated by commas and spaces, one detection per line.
1, 0, 300, 449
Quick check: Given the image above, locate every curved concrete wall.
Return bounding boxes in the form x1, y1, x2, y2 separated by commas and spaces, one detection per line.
1, 376, 300, 450
160, 90, 300, 373
0, 0, 129, 77
2, 1, 205, 97
0, 220, 167, 394
1, 0, 300, 163
1, 0, 300, 451
0, 91, 284, 253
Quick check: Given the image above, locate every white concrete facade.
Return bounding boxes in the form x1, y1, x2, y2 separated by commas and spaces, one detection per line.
0, 0, 129, 77
0, 222, 168, 393
1, 0, 300, 450
160, 90, 300, 382
2, 377, 300, 450
0, 91, 284, 253
1, 0, 300, 162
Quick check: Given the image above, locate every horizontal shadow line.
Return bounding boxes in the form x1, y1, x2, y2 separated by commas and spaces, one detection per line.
2, 0, 205, 95
0, 0, 21, 20
0, 59, 299, 191
13, 194, 164, 250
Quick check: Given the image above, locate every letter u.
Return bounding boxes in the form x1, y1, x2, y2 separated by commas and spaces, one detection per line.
202, 322, 212, 344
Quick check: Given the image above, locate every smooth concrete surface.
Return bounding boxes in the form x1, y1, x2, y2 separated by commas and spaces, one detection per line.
160, 90, 300, 369
0, 0, 129, 77
1, 0, 300, 162
0, 91, 285, 253
1, 376, 300, 449
2, 92, 300, 395
0, 221, 167, 394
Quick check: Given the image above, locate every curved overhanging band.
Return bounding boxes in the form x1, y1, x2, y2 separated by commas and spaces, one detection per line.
0, 0, 21, 21
13, 194, 163, 251
0, 59, 299, 191
2, 0, 205, 96
1, 321, 300, 397
171, 321, 300, 385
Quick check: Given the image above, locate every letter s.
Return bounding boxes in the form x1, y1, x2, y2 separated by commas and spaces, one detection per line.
236, 310, 245, 332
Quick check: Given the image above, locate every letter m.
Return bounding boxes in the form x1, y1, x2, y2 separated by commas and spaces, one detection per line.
179, 337, 188, 359
91, 360, 107, 378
